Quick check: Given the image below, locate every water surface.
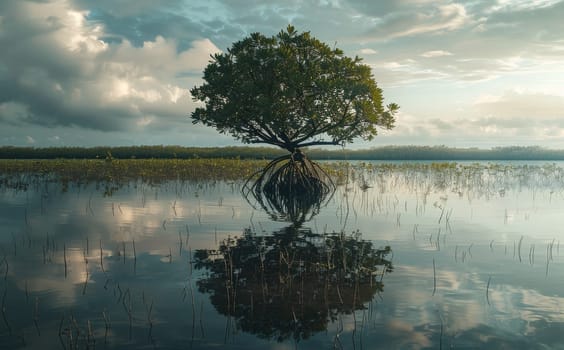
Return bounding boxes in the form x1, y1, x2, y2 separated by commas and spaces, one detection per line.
2, 162, 564, 349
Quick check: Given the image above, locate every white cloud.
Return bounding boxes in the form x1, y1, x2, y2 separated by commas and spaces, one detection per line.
107, 36, 221, 78
359, 48, 378, 55
0, 0, 221, 133
473, 94, 502, 104
488, 0, 562, 13
375, 87, 564, 147
382, 4, 471, 39
474, 89, 564, 119
26, 135, 35, 144
420, 50, 453, 58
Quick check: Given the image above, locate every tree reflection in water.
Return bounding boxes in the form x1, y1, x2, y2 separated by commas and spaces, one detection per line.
196, 176, 393, 342
194, 223, 393, 342
242, 162, 335, 223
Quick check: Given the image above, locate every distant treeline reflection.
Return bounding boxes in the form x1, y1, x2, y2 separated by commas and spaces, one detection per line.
2, 145, 564, 160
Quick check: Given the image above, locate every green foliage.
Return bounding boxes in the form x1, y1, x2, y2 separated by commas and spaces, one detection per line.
191, 26, 398, 152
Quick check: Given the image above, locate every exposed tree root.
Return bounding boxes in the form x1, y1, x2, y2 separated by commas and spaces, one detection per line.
243, 150, 335, 222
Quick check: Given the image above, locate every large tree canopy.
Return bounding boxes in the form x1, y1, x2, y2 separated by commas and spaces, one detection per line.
191, 26, 398, 153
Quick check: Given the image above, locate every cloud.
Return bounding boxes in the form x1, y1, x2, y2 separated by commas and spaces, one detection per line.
0, 102, 29, 125
468, 1, 564, 55
375, 88, 564, 147
365, 3, 471, 40
353, 1, 564, 85
474, 90, 564, 119
74, 0, 183, 18
473, 90, 564, 136
420, 50, 453, 58
77, 1, 210, 51
359, 48, 378, 55
1, 0, 564, 148
0, 0, 221, 134
487, 0, 563, 13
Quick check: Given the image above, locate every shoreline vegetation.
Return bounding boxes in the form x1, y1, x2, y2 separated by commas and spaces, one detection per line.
0, 159, 267, 190
2, 158, 563, 193
2, 145, 564, 160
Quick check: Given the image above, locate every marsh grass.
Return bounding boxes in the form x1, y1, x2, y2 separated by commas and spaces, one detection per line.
3, 160, 564, 204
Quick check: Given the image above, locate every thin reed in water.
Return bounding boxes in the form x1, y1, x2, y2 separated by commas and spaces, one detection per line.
63, 244, 67, 278
100, 240, 104, 272
432, 258, 437, 296
486, 276, 492, 306
518, 236, 523, 262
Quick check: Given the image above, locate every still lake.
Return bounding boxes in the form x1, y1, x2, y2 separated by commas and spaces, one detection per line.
2, 161, 564, 349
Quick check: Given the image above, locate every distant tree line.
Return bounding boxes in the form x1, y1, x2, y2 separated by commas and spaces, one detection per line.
2, 145, 564, 160
0, 146, 286, 160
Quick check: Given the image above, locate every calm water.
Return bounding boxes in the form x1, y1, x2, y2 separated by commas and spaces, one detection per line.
2, 162, 564, 349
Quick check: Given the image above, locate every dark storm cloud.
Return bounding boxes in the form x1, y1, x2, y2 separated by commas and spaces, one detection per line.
0, 0, 221, 135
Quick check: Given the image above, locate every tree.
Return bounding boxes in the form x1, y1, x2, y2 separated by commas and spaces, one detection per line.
190, 25, 398, 153
191, 26, 398, 201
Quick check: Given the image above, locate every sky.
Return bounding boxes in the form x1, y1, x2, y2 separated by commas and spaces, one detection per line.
1, 0, 564, 149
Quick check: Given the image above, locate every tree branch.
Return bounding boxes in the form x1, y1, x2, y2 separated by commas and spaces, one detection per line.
294, 96, 353, 145
297, 140, 340, 148
248, 139, 286, 148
